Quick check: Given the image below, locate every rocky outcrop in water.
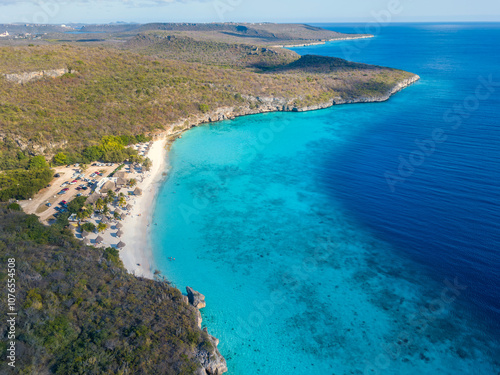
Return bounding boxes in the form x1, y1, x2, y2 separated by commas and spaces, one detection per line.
4, 68, 69, 84
187, 286, 207, 309
185, 287, 228, 375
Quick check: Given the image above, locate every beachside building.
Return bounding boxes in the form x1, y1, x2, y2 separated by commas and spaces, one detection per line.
115, 171, 128, 179
116, 177, 128, 188
0, 31, 9, 38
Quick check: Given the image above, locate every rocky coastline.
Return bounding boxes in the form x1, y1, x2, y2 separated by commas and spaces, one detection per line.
184, 287, 228, 375
153, 74, 420, 374
165, 74, 420, 139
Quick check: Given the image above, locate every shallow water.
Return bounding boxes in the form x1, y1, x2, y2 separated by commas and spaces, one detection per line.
152, 23, 500, 374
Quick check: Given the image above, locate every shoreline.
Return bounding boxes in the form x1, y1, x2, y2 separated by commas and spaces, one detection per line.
119, 74, 420, 280
271, 34, 374, 48
119, 135, 169, 278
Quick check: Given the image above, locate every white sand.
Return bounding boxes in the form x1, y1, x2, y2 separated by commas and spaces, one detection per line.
119, 136, 169, 278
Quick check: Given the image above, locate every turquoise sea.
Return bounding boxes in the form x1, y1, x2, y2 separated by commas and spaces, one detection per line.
152, 24, 500, 374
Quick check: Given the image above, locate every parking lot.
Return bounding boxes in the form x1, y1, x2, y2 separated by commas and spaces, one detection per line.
20, 163, 118, 223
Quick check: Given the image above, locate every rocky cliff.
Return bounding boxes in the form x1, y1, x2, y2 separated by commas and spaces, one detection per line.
185, 287, 228, 375
166, 74, 420, 137
4, 68, 69, 84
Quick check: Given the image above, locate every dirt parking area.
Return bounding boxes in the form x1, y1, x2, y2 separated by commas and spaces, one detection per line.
20, 163, 118, 223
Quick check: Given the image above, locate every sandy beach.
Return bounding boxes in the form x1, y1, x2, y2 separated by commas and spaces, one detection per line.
118, 136, 168, 278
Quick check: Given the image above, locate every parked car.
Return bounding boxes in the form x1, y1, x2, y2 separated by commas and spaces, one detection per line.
63, 188, 69, 191
46, 203, 52, 207
58, 190, 66, 195
54, 173, 61, 178
60, 201, 67, 205
77, 193, 82, 197
61, 183, 68, 188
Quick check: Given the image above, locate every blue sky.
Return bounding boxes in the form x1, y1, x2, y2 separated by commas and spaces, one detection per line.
0, 0, 499, 24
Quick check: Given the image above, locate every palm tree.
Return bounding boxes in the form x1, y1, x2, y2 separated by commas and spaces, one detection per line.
107, 189, 116, 199
97, 222, 107, 233
81, 205, 92, 219
102, 205, 109, 215
118, 196, 126, 208
95, 198, 104, 212
129, 178, 137, 187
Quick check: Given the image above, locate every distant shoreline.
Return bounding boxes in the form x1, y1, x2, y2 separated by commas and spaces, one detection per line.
271, 34, 374, 48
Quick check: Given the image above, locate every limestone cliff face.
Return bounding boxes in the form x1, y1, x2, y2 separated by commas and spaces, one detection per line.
166, 74, 420, 136
185, 287, 228, 375
4, 68, 69, 84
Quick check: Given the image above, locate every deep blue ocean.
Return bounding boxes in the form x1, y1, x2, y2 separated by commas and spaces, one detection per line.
152, 23, 500, 374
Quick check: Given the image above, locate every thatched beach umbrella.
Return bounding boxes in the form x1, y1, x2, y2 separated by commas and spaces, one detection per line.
95, 235, 104, 244
84, 238, 91, 246
86, 193, 101, 205
117, 241, 126, 249
115, 208, 122, 216
134, 187, 142, 196
101, 216, 109, 224
116, 229, 124, 237
115, 222, 123, 229
82, 230, 90, 238
126, 204, 133, 211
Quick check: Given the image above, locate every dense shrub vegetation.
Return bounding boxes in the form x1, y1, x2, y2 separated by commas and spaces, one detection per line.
0, 206, 211, 374
125, 33, 299, 70
0, 155, 53, 201
0, 45, 413, 159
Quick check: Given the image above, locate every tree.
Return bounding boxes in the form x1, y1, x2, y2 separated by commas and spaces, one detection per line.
97, 222, 107, 233
82, 145, 103, 162
118, 196, 126, 208
29, 155, 48, 170
199, 103, 209, 113
102, 205, 109, 215
81, 222, 96, 232
107, 190, 116, 199
129, 178, 137, 187
95, 198, 104, 212
142, 158, 152, 172
53, 152, 67, 165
